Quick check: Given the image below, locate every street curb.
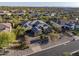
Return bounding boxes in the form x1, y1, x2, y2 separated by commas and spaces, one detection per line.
70, 49, 79, 55
26, 40, 70, 56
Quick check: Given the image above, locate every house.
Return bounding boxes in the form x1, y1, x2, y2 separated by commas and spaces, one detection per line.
62, 22, 75, 31
51, 13, 56, 16
6, 11, 12, 16
75, 24, 79, 29
42, 13, 50, 16
75, 22, 79, 30
15, 10, 26, 16
30, 20, 52, 36
0, 10, 5, 16
3, 15, 11, 20
19, 21, 32, 27
20, 20, 52, 36
11, 10, 26, 16
0, 10, 11, 16
0, 23, 12, 32
29, 13, 40, 19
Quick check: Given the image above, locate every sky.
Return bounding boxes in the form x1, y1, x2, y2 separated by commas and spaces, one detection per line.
0, 2, 79, 7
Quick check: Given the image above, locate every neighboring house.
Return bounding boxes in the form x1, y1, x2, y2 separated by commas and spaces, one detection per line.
49, 18, 66, 25
3, 15, 11, 20
62, 22, 75, 31
11, 10, 26, 16
16, 10, 26, 16
0, 23, 12, 32
6, 11, 12, 16
51, 13, 56, 16
0, 11, 5, 16
62, 19, 79, 30
42, 13, 50, 16
31, 13, 39, 17
75, 23, 79, 30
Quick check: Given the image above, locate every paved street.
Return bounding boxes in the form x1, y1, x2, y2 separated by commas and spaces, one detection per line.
30, 40, 79, 56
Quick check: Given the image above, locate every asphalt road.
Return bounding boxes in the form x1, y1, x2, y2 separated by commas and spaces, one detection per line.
30, 40, 79, 56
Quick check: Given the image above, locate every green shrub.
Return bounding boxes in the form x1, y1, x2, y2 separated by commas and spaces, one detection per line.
0, 32, 16, 49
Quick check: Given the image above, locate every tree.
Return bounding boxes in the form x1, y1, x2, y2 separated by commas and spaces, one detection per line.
49, 32, 60, 41
19, 35, 30, 50
0, 32, 16, 49
13, 25, 30, 49
14, 25, 31, 49
14, 25, 28, 37
40, 16, 50, 22
11, 17, 21, 27
0, 16, 3, 23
